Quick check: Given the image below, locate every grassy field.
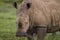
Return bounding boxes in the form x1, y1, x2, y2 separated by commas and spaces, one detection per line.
0, 1, 60, 40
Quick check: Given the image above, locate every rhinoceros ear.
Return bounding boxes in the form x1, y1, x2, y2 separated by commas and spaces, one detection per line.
13, 2, 17, 8
26, 3, 31, 9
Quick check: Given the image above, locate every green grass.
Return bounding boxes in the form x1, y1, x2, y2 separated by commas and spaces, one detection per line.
0, 1, 60, 40
0, 2, 28, 40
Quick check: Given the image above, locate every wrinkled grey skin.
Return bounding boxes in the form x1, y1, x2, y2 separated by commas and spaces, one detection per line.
13, 0, 60, 40
13, 1, 36, 40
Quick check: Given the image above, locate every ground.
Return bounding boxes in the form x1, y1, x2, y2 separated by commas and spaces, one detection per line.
0, 1, 60, 40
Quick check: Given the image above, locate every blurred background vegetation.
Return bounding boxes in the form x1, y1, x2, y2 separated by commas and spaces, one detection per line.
0, 0, 60, 40
0, 0, 22, 3
0, 0, 25, 40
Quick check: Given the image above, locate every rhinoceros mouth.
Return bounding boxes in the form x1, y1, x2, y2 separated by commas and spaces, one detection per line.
16, 34, 27, 37
16, 32, 27, 37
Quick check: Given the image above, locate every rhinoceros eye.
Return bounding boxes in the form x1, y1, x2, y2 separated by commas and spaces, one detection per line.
26, 3, 31, 9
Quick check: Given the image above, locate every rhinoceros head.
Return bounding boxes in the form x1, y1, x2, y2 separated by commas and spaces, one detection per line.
13, 0, 33, 37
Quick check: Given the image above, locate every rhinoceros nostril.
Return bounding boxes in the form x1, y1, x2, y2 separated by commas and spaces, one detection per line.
18, 22, 22, 28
